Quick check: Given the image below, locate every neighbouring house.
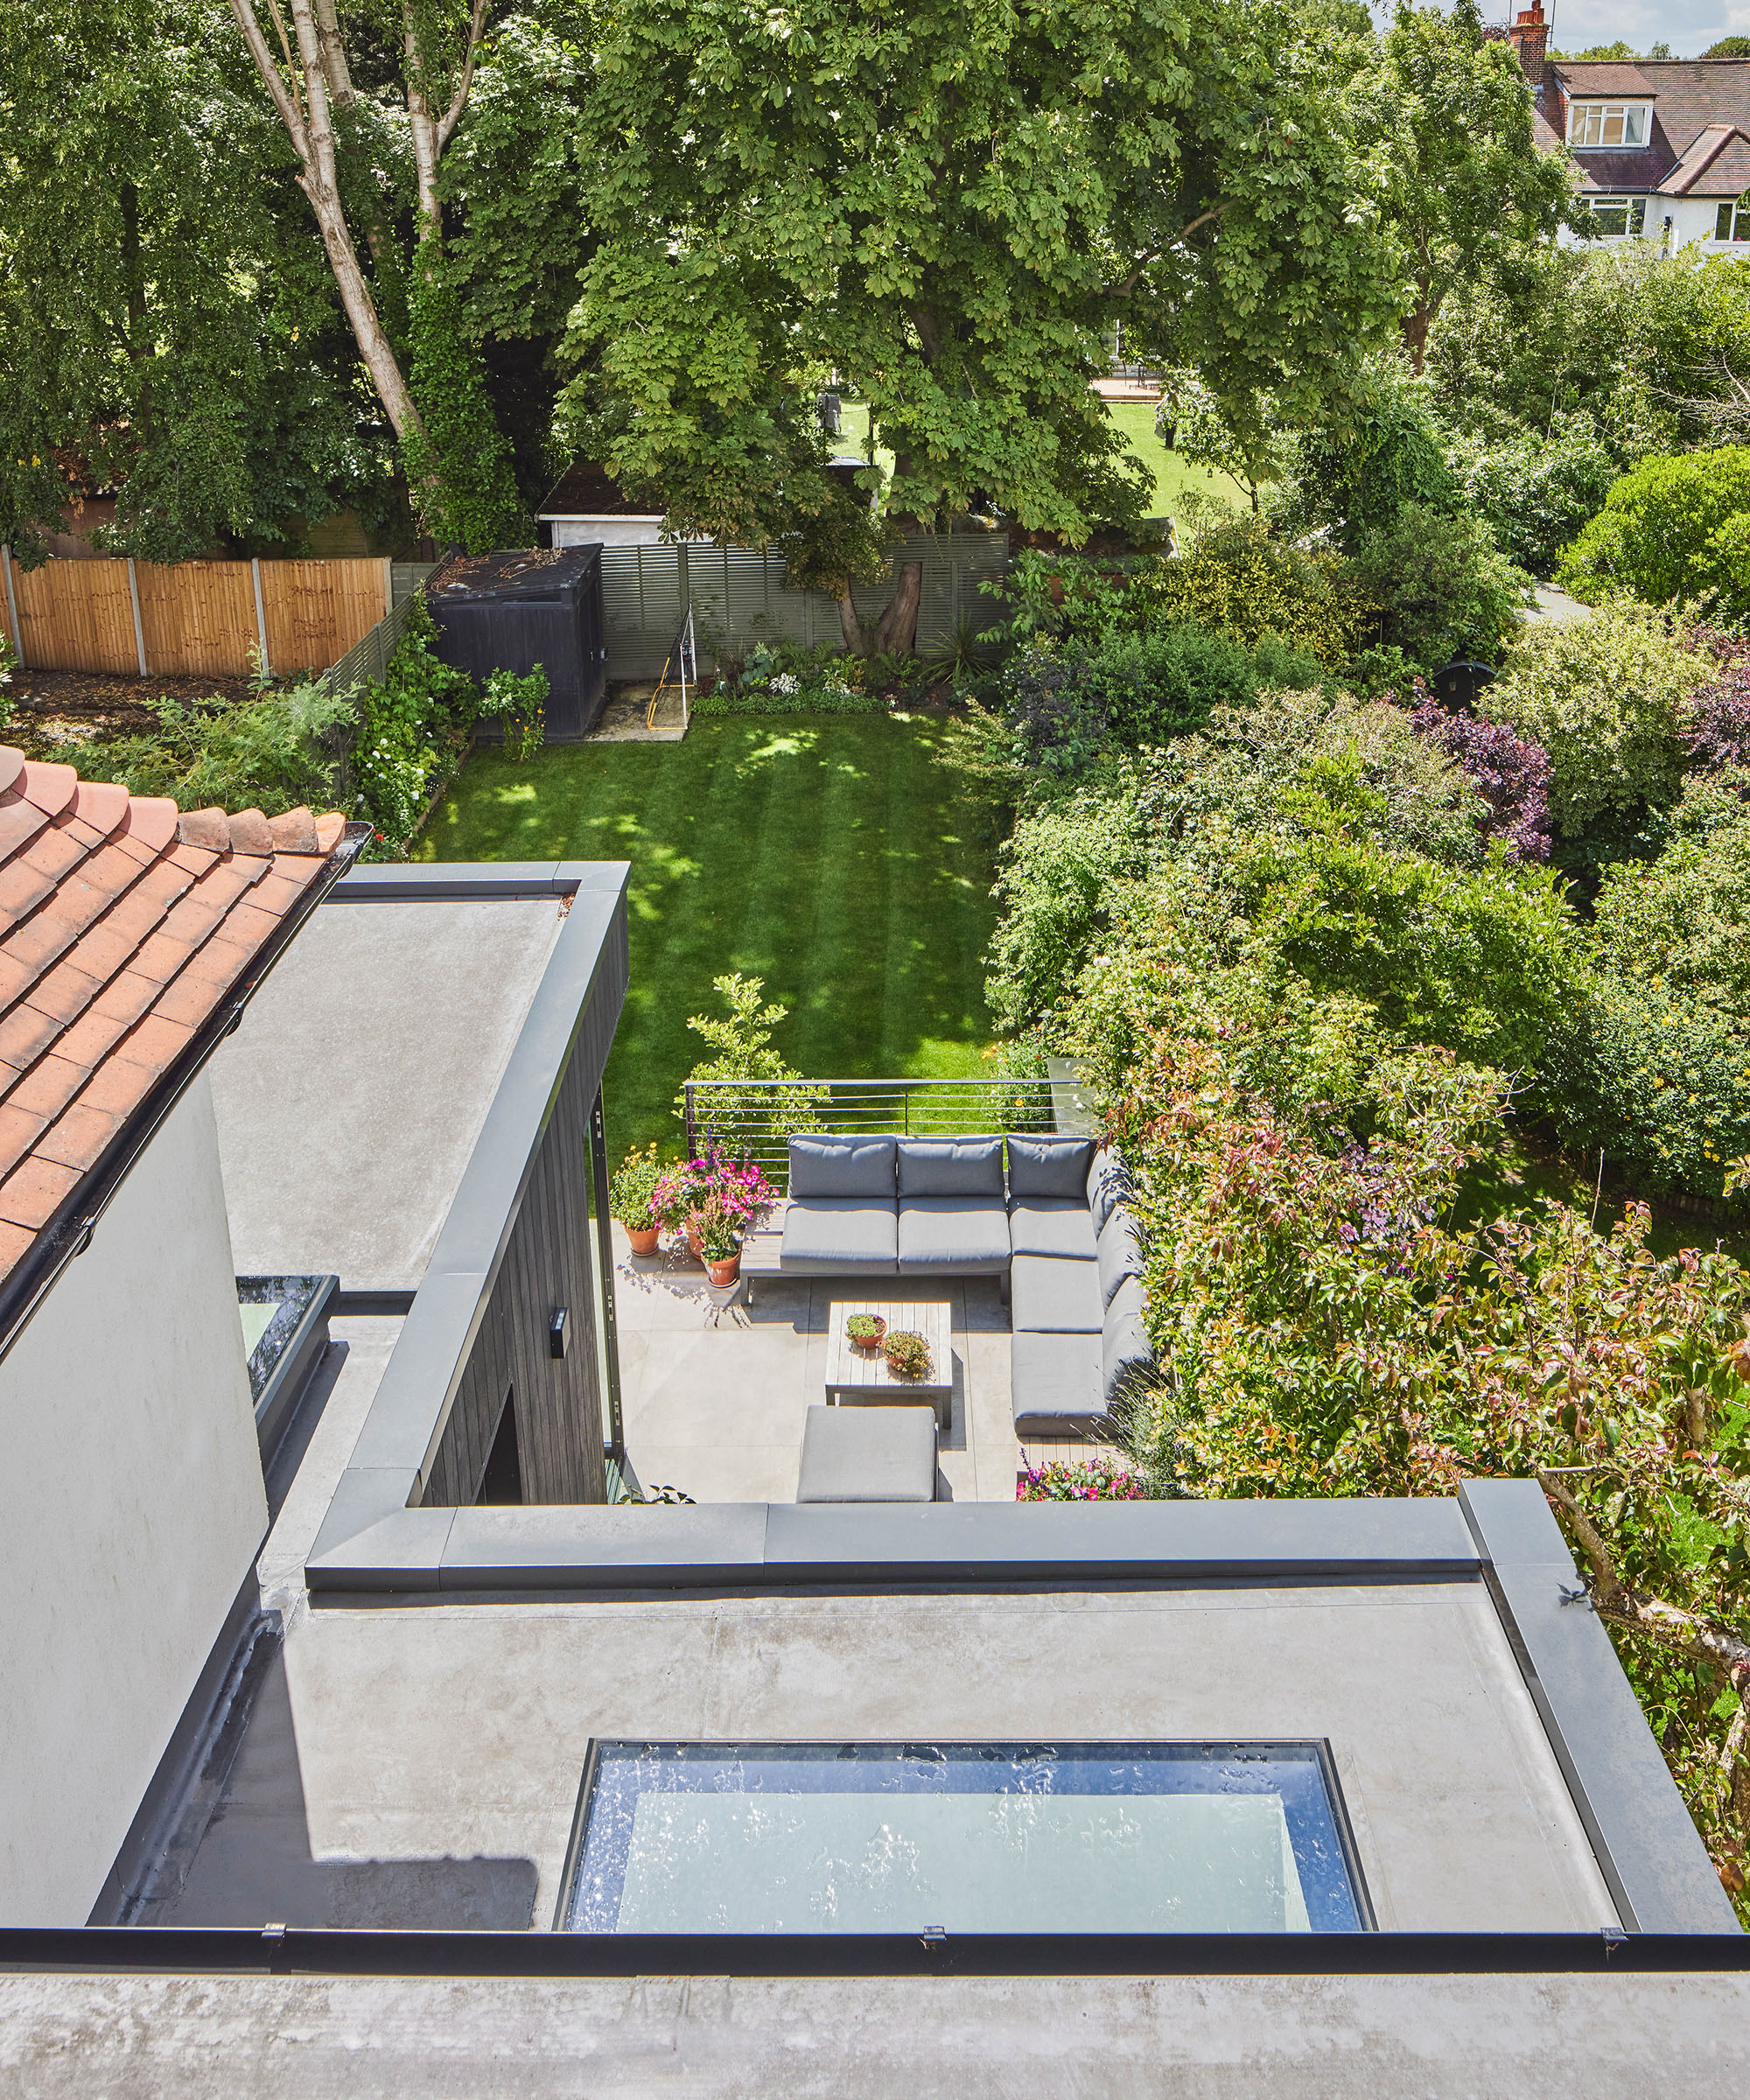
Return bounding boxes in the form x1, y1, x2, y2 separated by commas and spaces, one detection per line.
536, 460, 669, 550
0, 752, 360, 1925
1494, 6, 1750, 252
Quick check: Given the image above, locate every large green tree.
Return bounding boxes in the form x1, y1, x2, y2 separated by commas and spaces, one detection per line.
1371, 0, 1577, 370
0, 0, 391, 564
563, 0, 1405, 653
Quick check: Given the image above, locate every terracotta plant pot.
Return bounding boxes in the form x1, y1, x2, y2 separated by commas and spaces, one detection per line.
705, 1252, 741, 1286
626, 1225, 662, 1257
847, 1316, 886, 1352
686, 1216, 704, 1263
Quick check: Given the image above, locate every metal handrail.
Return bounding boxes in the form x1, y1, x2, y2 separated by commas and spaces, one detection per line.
682, 1076, 1056, 1186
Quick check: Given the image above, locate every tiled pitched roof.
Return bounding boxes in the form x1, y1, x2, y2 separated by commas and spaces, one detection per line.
0, 746, 351, 1281
1555, 58, 1750, 196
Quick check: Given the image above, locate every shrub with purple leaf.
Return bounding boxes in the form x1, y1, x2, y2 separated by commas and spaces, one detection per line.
1410, 699, 1553, 862
1680, 626, 1750, 773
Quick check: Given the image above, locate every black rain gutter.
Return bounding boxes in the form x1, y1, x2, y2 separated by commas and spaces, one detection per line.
0, 1923, 1748, 1979
0, 820, 372, 1371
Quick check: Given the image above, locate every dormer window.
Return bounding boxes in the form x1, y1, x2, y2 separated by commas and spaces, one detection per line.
1568, 103, 1650, 148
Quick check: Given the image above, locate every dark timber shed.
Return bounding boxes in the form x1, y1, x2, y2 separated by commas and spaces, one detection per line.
428, 548, 609, 741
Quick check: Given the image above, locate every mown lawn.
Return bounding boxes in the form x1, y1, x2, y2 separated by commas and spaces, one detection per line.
417, 715, 1004, 1160
1103, 402, 1251, 521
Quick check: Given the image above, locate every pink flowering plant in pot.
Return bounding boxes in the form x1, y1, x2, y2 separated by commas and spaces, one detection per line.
652, 1145, 778, 1254
1015, 1456, 1146, 1502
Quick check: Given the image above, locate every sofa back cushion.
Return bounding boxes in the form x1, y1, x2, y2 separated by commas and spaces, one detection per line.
1087, 1146, 1130, 1234
1007, 1136, 1095, 1200
1102, 1275, 1153, 1402
788, 1133, 899, 1200
896, 1136, 1005, 1198
1096, 1206, 1144, 1308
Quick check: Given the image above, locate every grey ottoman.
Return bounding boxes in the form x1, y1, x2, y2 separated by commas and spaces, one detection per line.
795, 1404, 938, 1503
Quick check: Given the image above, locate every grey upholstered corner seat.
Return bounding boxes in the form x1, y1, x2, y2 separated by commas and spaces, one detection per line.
795, 1404, 938, 1502
1007, 1198, 1097, 1260
1011, 1273, 1154, 1441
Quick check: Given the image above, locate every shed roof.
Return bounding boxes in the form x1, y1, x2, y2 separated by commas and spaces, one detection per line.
537, 459, 661, 520
0, 747, 352, 1280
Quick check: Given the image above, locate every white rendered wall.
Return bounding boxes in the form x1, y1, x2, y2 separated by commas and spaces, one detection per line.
0, 1074, 266, 1926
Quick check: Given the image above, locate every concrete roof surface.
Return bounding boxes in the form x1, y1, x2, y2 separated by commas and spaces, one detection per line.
0, 745, 346, 1276
209, 893, 565, 1292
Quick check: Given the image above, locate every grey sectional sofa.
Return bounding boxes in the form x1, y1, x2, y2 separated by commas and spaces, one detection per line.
749, 1131, 1155, 1441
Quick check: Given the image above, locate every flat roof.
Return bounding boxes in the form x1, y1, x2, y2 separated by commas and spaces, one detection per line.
209, 892, 564, 1292
136, 1580, 1614, 1936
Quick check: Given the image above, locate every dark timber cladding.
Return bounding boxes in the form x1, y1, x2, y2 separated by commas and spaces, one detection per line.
424, 1037, 606, 1505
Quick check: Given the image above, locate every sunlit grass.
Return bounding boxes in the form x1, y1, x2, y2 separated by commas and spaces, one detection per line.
418, 716, 1004, 1161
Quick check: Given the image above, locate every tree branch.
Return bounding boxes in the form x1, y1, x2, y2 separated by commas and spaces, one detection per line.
438, 0, 491, 153
226, 0, 311, 158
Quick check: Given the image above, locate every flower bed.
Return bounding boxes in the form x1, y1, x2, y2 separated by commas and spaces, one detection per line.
1015, 1457, 1146, 1502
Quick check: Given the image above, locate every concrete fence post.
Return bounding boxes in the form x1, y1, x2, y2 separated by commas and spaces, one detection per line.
250, 558, 270, 680
1, 544, 21, 668
125, 559, 148, 678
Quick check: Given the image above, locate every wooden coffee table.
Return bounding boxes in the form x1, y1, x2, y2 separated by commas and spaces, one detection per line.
824, 1300, 954, 1431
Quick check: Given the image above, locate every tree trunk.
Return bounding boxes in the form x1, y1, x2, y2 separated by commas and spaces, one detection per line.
874, 558, 924, 655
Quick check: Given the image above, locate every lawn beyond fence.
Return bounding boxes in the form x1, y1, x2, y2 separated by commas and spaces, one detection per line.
416, 714, 1004, 1161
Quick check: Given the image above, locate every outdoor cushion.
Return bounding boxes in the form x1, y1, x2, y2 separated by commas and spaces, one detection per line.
1011, 1251, 1103, 1333
1087, 1146, 1130, 1234
1007, 1198, 1097, 1260
896, 1136, 1006, 1199
780, 1197, 900, 1268
788, 1133, 899, 1200
1007, 1135, 1096, 1200
1096, 1205, 1144, 1308
1010, 1332, 1108, 1438
897, 1196, 1011, 1272
1102, 1275, 1154, 1404
796, 1404, 937, 1503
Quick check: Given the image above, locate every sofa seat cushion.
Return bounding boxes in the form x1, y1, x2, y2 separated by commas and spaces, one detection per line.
897, 1136, 1006, 1198
1012, 1252, 1103, 1333
1008, 1198, 1097, 1261
1096, 1204, 1144, 1307
1010, 1332, 1108, 1438
788, 1134, 900, 1199
1007, 1135, 1096, 1200
780, 1197, 899, 1269
796, 1404, 937, 1502
897, 1196, 1011, 1272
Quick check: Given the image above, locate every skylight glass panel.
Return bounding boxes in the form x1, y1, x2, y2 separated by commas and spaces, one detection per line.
558, 1741, 1372, 1935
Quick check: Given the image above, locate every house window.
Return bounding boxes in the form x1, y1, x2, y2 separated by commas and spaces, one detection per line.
1589, 197, 1647, 238
1568, 103, 1649, 148
557, 1740, 1374, 1935
1716, 202, 1750, 242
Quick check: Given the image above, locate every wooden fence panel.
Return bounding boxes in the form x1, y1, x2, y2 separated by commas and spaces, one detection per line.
8, 558, 140, 674
135, 561, 258, 677
262, 557, 386, 676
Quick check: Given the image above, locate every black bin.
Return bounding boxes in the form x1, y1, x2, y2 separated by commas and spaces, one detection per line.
427, 547, 608, 741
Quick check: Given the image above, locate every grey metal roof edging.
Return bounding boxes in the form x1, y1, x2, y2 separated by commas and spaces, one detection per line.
1458, 1479, 1740, 1935
307, 860, 630, 1573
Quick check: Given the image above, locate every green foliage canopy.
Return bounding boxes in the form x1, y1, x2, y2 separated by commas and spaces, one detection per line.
1558, 447, 1750, 618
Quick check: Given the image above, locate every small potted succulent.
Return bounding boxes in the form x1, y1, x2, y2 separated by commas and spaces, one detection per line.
696, 1192, 744, 1286
610, 1143, 664, 1257
845, 1312, 886, 1353
882, 1329, 932, 1380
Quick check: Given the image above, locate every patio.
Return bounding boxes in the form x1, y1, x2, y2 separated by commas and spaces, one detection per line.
612, 1224, 1097, 1502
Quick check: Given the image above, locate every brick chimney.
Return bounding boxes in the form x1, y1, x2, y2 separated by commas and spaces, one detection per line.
1504, 3, 1549, 92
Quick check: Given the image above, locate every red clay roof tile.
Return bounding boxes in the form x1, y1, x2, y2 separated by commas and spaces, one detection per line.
21, 956, 104, 1027
0, 1155, 82, 1230
0, 743, 351, 1280
6, 1054, 92, 1121
0, 1103, 49, 1176
36, 1103, 125, 1173
72, 780, 130, 836
18, 762, 78, 818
